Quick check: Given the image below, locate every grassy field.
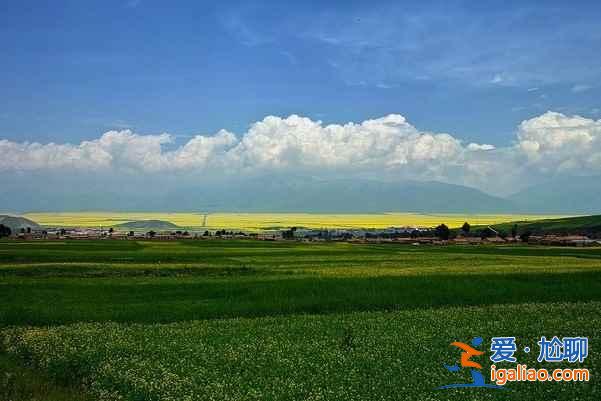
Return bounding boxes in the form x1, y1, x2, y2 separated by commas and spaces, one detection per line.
1, 240, 600, 400
22, 211, 569, 230
0, 353, 90, 401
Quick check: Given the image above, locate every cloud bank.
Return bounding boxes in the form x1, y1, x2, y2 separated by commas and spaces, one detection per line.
518, 112, 601, 173
2, 111, 601, 195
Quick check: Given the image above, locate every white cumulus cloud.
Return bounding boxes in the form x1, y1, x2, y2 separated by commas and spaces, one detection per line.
2, 111, 601, 194
571, 84, 593, 93
517, 111, 601, 172
467, 143, 496, 151
0, 114, 473, 176
230, 114, 465, 172
0, 138, 112, 171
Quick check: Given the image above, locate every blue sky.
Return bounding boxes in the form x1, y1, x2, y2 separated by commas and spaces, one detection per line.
2, 0, 600, 146
2, 0, 601, 207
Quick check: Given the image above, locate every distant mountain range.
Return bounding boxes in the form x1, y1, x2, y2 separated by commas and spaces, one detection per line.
165, 175, 601, 214
509, 176, 601, 214
2, 174, 601, 214
182, 176, 516, 213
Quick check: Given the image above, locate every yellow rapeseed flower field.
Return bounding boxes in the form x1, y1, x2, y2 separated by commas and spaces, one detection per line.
23, 211, 569, 230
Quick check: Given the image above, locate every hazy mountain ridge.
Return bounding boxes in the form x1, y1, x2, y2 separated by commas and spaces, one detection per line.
509, 176, 601, 214
185, 176, 517, 213
2, 175, 600, 214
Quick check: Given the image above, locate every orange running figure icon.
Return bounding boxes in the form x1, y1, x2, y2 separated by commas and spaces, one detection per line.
450, 341, 484, 369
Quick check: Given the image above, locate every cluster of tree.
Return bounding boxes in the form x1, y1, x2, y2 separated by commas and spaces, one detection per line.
214, 230, 246, 237
134, 230, 247, 238
0, 225, 46, 238
479, 227, 501, 239
0, 224, 12, 238
366, 230, 435, 239
144, 230, 194, 238
519, 231, 532, 243
435, 224, 451, 240
282, 227, 297, 239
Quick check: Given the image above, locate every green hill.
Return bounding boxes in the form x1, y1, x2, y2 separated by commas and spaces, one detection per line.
463, 215, 601, 238
114, 220, 180, 231
0, 215, 41, 232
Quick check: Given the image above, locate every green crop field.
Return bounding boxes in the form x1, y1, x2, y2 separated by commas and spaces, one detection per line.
1, 240, 600, 400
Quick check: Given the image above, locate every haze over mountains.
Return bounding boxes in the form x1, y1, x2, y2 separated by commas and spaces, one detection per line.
186, 177, 516, 213
509, 176, 601, 214
2, 175, 600, 214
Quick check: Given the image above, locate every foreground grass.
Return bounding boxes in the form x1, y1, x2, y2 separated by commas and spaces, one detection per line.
3, 302, 598, 401
1, 240, 600, 400
2, 241, 601, 326
0, 353, 89, 401
2, 271, 601, 326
